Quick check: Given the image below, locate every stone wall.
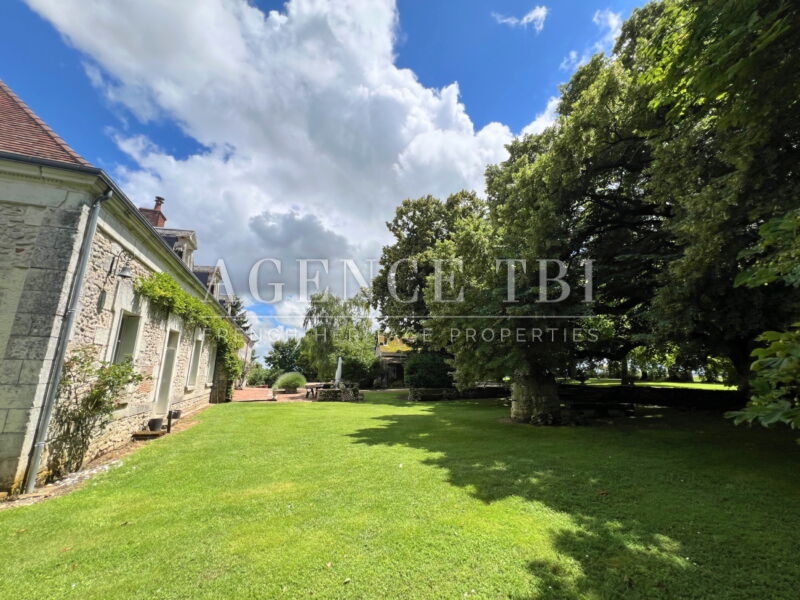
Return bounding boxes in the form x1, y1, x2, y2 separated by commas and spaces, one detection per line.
0, 158, 227, 491
57, 224, 219, 469
0, 163, 93, 492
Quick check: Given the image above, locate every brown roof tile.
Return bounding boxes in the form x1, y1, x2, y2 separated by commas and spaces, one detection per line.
0, 80, 91, 167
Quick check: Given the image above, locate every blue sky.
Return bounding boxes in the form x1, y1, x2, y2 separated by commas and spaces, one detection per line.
0, 1, 205, 170
0, 0, 644, 345
395, 0, 640, 131
1, 1, 642, 167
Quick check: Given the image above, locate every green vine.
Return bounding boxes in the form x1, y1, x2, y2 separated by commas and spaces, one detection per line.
135, 273, 245, 383
49, 346, 145, 481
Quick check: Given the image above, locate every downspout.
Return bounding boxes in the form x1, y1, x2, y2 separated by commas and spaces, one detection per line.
23, 188, 113, 493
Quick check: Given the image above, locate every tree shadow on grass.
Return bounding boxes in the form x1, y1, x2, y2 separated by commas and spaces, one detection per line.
348, 401, 798, 599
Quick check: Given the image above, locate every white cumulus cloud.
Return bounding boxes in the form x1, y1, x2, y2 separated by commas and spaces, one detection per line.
521, 96, 560, 136
560, 8, 623, 71
25, 0, 514, 349
491, 6, 549, 32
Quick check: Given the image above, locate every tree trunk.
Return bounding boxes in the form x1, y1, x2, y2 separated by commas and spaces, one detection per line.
510, 375, 533, 422
620, 356, 635, 386
510, 373, 561, 425
728, 345, 753, 394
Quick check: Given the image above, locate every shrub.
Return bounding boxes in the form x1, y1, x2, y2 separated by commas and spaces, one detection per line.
405, 352, 453, 389
48, 346, 144, 481
342, 356, 381, 388
264, 367, 283, 387
274, 372, 307, 391
247, 363, 271, 386
247, 363, 283, 387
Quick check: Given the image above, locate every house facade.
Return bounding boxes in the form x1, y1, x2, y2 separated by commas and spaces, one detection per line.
0, 80, 250, 493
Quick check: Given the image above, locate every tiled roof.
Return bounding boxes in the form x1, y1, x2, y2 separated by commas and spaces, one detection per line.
0, 80, 91, 167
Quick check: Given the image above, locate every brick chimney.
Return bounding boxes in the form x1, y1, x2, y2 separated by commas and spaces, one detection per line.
139, 196, 167, 227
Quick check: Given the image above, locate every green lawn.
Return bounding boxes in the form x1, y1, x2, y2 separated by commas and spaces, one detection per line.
578, 378, 737, 391
1, 392, 798, 599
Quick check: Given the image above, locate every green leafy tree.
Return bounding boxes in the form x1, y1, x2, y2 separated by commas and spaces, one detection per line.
640, 0, 800, 388
264, 338, 302, 374
404, 352, 453, 389
423, 21, 674, 422
301, 291, 375, 382
384, 0, 800, 423
247, 362, 282, 387
226, 295, 252, 333
736, 211, 800, 289
730, 210, 800, 429
727, 326, 800, 430
372, 192, 483, 338
422, 186, 593, 423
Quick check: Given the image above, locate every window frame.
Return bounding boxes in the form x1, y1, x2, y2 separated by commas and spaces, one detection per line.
112, 312, 141, 365
185, 328, 205, 390
205, 342, 217, 387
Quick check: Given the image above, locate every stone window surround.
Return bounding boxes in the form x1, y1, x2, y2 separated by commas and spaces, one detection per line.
155, 317, 183, 416
111, 312, 141, 365
106, 279, 143, 364
205, 343, 217, 388
103, 277, 149, 407
184, 327, 204, 392
173, 240, 194, 269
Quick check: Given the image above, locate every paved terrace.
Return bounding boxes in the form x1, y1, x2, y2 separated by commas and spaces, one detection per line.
232, 387, 312, 403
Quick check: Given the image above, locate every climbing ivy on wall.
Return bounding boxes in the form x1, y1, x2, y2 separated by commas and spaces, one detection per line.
134, 272, 245, 383
49, 346, 144, 481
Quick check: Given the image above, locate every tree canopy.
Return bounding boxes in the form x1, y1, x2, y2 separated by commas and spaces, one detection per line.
300, 291, 377, 385
373, 0, 800, 426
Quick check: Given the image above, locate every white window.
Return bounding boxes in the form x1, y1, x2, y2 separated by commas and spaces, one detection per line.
113, 313, 140, 364
186, 330, 204, 388
206, 343, 217, 385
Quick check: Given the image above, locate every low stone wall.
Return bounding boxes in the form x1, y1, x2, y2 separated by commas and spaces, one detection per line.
318, 389, 342, 402
317, 387, 362, 402
342, 387, 362, 402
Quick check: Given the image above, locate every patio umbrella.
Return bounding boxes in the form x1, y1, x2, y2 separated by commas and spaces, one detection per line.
334, 356, 343, 385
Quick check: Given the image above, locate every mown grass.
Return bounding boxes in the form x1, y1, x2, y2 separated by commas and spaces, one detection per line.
1, 392, 797, 599
578, 378, 736, 390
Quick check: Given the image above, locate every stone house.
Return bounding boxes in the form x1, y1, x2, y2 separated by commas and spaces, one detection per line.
0, 80, 251, 493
